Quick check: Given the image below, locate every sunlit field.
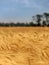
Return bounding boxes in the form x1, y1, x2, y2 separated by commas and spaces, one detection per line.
0, 27, 49, 65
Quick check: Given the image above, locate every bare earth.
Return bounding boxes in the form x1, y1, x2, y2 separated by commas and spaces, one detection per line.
0, 27, 49, 65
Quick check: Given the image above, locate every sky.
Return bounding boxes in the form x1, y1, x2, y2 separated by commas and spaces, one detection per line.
0, 0, 49, 22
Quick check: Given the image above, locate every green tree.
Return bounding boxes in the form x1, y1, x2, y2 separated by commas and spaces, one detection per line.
36, 14, 42, 26
44, 13, 49, 25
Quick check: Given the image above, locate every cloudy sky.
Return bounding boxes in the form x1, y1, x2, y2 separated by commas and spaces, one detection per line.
0, 0, 49, 22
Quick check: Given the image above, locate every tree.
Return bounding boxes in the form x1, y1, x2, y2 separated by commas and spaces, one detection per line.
44, 13, 49, 25
29, 22, 34, 26
36, 14, 42, 26
43, 21, 46, 26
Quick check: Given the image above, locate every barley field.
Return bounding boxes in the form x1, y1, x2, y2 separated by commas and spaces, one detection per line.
0, 27, 49, 65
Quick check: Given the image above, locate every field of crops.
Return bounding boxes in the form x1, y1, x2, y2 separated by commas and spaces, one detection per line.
0, 27, 49, 65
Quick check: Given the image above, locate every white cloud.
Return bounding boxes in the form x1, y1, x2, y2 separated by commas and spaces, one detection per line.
12, 0, 29, 7
15, 0, 42, 8
20, 0, 29, 7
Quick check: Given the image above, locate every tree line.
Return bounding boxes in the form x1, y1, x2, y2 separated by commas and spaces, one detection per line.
32, 12, 49, 26
0, 22, 36, 27
0, 12, 49, 27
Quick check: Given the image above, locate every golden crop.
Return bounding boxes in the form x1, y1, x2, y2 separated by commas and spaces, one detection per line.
0, 27, 49, 65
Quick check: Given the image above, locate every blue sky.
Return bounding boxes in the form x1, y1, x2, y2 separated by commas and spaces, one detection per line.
0, 0, 49, 22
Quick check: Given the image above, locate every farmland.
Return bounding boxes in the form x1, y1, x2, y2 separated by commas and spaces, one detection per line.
0, 27, 49, 65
